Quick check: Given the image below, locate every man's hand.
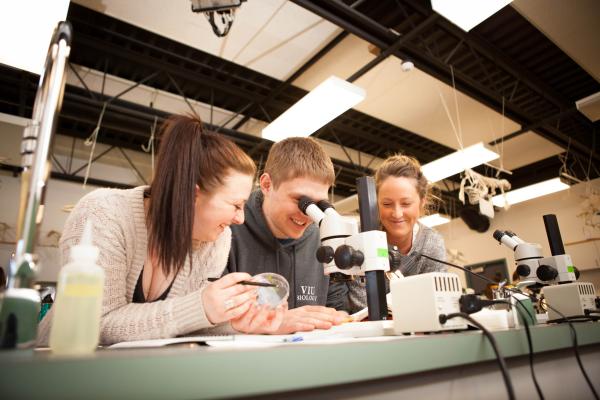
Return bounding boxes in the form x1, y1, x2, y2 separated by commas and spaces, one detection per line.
274, 305, 349, 334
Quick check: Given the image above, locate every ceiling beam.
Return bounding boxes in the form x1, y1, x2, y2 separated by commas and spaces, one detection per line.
291, 0, 599, 164
66, 3, 450, 165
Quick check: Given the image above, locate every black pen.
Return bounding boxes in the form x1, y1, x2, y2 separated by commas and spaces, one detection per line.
207, 277, 277, 287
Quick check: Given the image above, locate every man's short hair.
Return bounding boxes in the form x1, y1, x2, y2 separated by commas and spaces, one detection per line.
264, 137, 335, 188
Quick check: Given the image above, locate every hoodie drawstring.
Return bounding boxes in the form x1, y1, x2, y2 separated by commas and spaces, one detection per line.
291, 245, 297, 308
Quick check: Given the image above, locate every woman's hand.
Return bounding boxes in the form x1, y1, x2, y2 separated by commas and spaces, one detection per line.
202, 272, 258, 325
230, 303, 287, 334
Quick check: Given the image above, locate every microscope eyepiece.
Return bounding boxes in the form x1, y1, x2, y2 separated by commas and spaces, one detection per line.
316, 199, 333, 212
298, 196, 314, 214
299, 195, 328, 224
493, 230, 506, 242
493, 229, 520, 250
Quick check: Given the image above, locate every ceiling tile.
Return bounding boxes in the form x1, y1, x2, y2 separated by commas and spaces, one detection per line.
487, 131, 564, 171
73, 0, 340, 80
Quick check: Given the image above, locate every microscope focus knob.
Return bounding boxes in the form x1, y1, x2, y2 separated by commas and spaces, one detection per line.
516, 264, 530, 277
536, 265, 558, 282
388, 245, 402, 270
334, 245, 364, 270
316, 246, 334, 264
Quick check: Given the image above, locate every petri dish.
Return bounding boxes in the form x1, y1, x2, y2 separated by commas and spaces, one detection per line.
253, 273, 289, 308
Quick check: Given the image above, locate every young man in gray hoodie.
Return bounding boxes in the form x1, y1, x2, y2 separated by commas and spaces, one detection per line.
226, 137, 349, 333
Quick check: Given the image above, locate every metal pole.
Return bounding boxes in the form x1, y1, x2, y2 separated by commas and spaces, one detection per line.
1, 21, 72, 349
356, 176, 388, 320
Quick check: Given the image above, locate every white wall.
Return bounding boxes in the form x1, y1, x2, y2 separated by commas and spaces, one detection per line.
0, 116, 345, 284
436, 178, 600, 291
1, 171, 99, 282
0, 116, 148, 283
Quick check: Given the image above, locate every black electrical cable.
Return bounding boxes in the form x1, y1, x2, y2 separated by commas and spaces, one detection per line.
507, 298, 598, 400
542, 303, 600, 400
418, 252, 542, 397
509, 296, 599, 399
512, 299, 545, 400
419, 252, 497, 283
440, 312, 516, 400
418, 252, 600, 400
463, 296, 543, 400
547, 316, 600, 323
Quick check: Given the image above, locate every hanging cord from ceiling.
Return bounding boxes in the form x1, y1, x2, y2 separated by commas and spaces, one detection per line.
43, 230, 61, 248
437, 66, 464, 151
141, 90, 159, 177
330, 166, 343, 204
142, 116, 157, 178
483, 96, 509, 178
230, 0, 286, 63
438, 90, 461, 149
497, 96, 506, 177
0, 223, 63, 248
439, 67, 512, 208
450, 65, 464, 150
574, 133, 600, 231
0, 222, 14, 243
243, 19, 323, 68
577, 190, 600, 231
83, 101, 108, 187
558, 137, 582, 185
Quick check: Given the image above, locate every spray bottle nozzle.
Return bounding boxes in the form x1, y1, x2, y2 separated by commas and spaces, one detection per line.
70, 220, 99, 262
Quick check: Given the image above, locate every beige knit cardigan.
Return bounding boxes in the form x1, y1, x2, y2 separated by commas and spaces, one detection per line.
37, 186, 231, 345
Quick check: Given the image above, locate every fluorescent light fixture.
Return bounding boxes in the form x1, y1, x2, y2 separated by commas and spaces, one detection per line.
262, 76, 366, 142
492, 178, 569, 208
419, 213, 451, 227
575, 91, 600, 122
431, 0, 513, 31
421, 142, 499, 183
0, 0, 70, 74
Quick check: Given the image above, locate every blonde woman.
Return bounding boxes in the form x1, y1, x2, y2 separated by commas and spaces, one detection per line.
348, 154, 446, 312
375, 154, 446, 275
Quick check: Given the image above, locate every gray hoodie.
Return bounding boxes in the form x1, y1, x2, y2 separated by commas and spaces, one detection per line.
227, 190, 348, 310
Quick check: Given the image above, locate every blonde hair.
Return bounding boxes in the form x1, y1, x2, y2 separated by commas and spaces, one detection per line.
375, 154, 439, 213
264, 137, 334, 188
